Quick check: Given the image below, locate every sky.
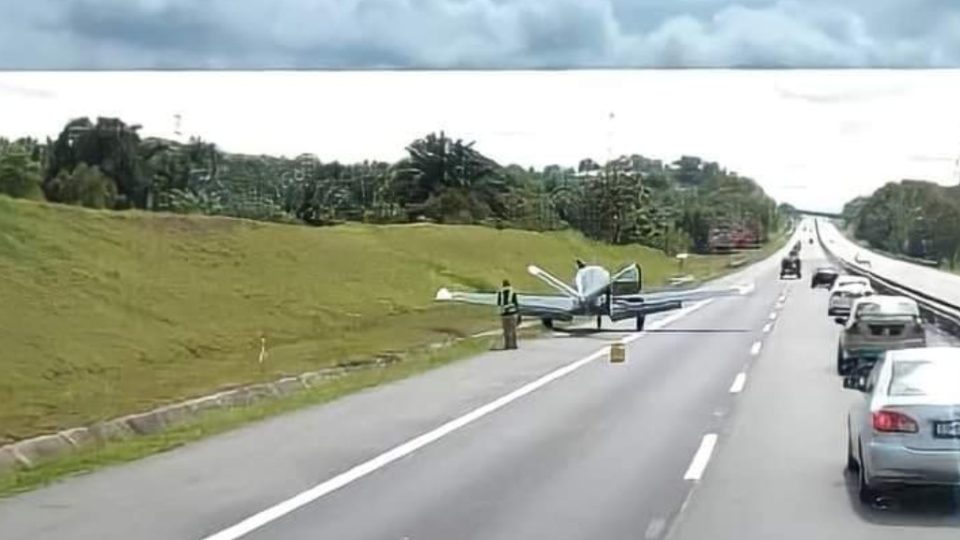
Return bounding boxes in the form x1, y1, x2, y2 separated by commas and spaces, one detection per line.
3, 1, 960, 69
2, 70, 959, 213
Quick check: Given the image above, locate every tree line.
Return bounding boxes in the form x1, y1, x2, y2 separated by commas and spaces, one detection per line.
845, 179, 960, 268
0, 116, 783, 255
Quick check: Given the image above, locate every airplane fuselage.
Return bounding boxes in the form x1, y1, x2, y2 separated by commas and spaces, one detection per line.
572, 265, 611, 313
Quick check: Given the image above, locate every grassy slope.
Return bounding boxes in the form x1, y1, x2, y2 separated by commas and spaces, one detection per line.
1, 196, 740, 443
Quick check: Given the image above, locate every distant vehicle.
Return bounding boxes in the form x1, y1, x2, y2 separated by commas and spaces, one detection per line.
836, 295, 925, 375
780, 255, 801, 279
828, 277, 874, 316
435, 260, 752, 332
810, 267, 839, 288
844, 347, 960, 503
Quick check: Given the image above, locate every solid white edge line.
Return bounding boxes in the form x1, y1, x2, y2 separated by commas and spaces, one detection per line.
762, 322, 772, 333
729, 373, 746, 393
683, 434, 719, 481
750, 341, 762, 356
202, 300, 714, 540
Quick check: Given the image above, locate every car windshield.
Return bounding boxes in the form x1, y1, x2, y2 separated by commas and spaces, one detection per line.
888, 360, 960, 399
854, 300, 919, 318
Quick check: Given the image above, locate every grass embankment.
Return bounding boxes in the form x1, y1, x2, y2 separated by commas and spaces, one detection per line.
1, 196, 747, 444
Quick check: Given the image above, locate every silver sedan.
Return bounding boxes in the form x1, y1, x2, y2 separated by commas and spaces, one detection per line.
844, 347, 960, 502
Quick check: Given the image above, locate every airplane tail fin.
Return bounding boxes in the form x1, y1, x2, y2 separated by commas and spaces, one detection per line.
527, 265, 580, 299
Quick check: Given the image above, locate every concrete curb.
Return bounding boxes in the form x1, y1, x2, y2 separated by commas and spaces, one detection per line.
0, 340, 449, 477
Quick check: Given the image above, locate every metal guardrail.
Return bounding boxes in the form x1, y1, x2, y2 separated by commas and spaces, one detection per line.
814, 220, 960, 336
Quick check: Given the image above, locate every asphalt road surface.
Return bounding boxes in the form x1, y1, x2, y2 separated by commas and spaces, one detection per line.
819, 219, 960, 306
2, 220, 958, 540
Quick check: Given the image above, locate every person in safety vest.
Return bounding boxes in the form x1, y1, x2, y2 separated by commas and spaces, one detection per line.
497, 279, 520, 349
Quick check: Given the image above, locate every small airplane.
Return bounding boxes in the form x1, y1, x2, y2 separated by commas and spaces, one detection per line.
435, 259, 754, 331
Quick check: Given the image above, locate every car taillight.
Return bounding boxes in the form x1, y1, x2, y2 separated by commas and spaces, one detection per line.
872, 410, 918, 433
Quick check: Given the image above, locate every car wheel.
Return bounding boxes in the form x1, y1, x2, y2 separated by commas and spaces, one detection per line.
846, 422, 859, 472
858, 445, 878, 504
837, 346, 848, 375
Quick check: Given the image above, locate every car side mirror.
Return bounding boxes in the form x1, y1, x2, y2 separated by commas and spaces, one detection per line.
842, 375, 867, 392
834, 317, 847, 325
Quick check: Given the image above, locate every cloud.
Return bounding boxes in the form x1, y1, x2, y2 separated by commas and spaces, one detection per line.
2, 0, 960, 68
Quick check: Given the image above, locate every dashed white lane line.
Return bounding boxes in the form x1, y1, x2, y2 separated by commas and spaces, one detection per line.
750, 341, 762, 356
645, 517, 667, 539
729, 372, 747, 393
683, 434, 719, 481
769, 312, 777, 320
201, 300, 715, 540
762, 322, 773, 333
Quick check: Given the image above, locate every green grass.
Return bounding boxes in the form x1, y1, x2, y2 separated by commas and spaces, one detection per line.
0, 196, 758, 444
0, 334, 508, 497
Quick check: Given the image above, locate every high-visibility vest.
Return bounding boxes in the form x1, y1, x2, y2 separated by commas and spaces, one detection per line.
498, 287, 519, 315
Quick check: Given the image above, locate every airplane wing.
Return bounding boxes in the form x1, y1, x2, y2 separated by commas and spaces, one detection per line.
619, 282, 755, 304
435, 288, 577, 319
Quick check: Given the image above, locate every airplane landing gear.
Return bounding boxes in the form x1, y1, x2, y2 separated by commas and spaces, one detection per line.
542, 318, 554, 329
636, 315, 646, 331
596, 315, 602, 330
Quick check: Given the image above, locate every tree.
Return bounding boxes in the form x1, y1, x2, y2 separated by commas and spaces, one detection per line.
45, 117, 148, 208
0, 150, 44, 200
391, 131, 507, 222
673, 156, 703, 186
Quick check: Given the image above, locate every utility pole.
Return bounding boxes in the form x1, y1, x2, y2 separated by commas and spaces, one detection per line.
607, 111, 614, 167
173, 113, 183, 141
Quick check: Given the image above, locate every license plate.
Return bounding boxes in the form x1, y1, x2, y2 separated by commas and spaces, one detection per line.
934, 421, 960, 438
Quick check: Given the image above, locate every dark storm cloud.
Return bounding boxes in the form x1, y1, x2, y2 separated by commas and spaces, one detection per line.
1, 0, 960, 69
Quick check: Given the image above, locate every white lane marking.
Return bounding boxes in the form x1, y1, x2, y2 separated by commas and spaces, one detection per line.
778, 294, 786, 303
769, 312, 777, 320
750, 341, 762, 356
762, 322, 772, 333
729, 372, 747, 393
202, 302, 711, 540
683, 434, 719, 481
645, 517, 667, 539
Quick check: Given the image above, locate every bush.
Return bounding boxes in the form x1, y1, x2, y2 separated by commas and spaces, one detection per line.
0, 153, 44, 200
46, 163, 118, 209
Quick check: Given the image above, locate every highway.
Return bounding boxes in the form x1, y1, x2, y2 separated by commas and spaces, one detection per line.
1, 219, 958, 539
819, 220, 960, 306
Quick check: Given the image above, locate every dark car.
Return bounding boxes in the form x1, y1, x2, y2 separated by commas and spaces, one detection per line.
780, 256, 801, 279
810, 266, 839, 288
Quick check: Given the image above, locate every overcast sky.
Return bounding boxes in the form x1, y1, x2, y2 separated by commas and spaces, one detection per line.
3, 0, 960, 69
2, 70, 960, 212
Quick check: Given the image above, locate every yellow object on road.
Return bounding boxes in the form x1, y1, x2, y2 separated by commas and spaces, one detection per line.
609, 341, 626, 363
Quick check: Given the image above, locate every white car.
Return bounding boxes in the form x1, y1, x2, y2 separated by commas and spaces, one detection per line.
845, 347, 960, 503
836, 296, 926, 375
828, 277, 875, 316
